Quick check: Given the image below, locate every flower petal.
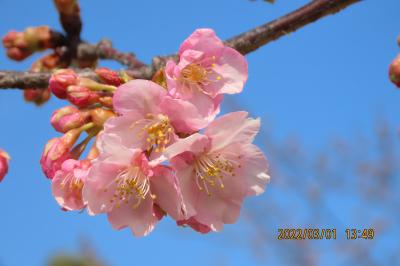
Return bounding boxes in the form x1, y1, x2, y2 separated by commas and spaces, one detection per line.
213, 47, 248, 95
150, 166, 187, 220
107, 196, 158, 237
164, 133, 210, 160
205, 111, 260, 151
113, 79, 166, 115
179, 28, 224, 57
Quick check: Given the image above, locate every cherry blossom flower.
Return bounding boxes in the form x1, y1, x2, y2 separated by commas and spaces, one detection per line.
105, 79, 219, 154
83, 134, 186, 237
165, 28, 248, 100
52, 159, 91, 210
0, 149, 10, 182
164, 111, 270, 231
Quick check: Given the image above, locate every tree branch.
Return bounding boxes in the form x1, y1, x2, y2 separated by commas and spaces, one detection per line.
0, 0, 361, 89
226, 0, 361, 54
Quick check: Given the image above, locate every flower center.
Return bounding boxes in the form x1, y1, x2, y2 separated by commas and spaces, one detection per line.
132, 114, 174, 153
60, 174, 84, 200
111, 166, 150, 209
193, 153, 240, 196
181, 64, 208, 83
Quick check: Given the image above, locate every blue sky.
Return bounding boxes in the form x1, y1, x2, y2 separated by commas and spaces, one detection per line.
0, 0, 399, 265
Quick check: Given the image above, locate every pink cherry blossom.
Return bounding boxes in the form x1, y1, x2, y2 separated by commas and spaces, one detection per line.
105, 79, 219, 154
0, 149, 10, 182
164, 111, 270, 232
52, 159, 91, 211
83, 134, 186, 237
165, 28, 248, 99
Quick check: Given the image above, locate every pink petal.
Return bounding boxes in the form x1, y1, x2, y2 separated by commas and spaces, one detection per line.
107, 196, 158, 237
113, 80, 165, 115
160, 92, 221, 133
179, 28, 224, 57
205, 111, 260, 151
150, 166, 187, 221
102, 113, 148, 150
177, 217, 211, 234
83, 161, 125, 214
164, 133, 210, 160
212, 47, 248, 95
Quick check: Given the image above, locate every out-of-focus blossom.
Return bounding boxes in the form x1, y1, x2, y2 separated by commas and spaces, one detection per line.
51, 106, 90, 133
164, 111, 270, 232
52, 159, 91, 211
165, 28, 248, 99
83, 135, 186, 237
389, 54, 400, 88
0, 149, 10, 183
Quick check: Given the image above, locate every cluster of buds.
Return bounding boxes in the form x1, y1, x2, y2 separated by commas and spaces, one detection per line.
0, 149, 10, 182
24, 53, 68, 105
2, 26, 59, 61
49, 68, 120, 108
42, 106, 115, 179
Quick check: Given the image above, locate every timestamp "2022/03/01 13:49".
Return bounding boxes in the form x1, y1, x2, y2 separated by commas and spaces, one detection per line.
277, 228, 375, 240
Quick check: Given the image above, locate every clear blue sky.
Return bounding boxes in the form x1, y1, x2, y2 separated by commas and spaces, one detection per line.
0, 0, 399, 265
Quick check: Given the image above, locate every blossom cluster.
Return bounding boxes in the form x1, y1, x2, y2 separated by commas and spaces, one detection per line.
42, 29, 270, 236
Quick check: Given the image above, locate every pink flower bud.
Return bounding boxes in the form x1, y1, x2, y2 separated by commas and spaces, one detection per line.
389, 54, 400, 88
51, 106, 89, 133
67, 85, 99, 108
0, 149, 10, 183
23, 88, 51, 106
40, 129, 82, 179
89, 108, 115, 127
95, 67, 123, 86
49, 69, 78, 99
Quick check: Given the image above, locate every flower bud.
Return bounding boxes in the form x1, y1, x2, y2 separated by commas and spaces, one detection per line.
40, 128, 82, 179
98, 96, 113, 108
89, 108, 115, 127
0, 149, 10, 183
49, 69, 78, 99
67, 85, 100, 108
23, 88, 51, 106
95, 68, 123, 86
54, 0, 79, 16
389, 54, 400, 88
51, 106, 89, 133
2, 26, 54, 61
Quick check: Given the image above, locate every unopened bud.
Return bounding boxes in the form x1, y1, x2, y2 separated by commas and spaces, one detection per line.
95, 68, 124, 86
67, 85, 100, 108
49, 69, 78, 99
51, 106, 90, 133
0, 149, 10, 183
24, 88, 51, 106
89, 108, 115, 127
152, 68, 167, 89
40, 126, 87, 179
389, 54, 400, 88
98, 96, 113, 108
2, 26, 55, 61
